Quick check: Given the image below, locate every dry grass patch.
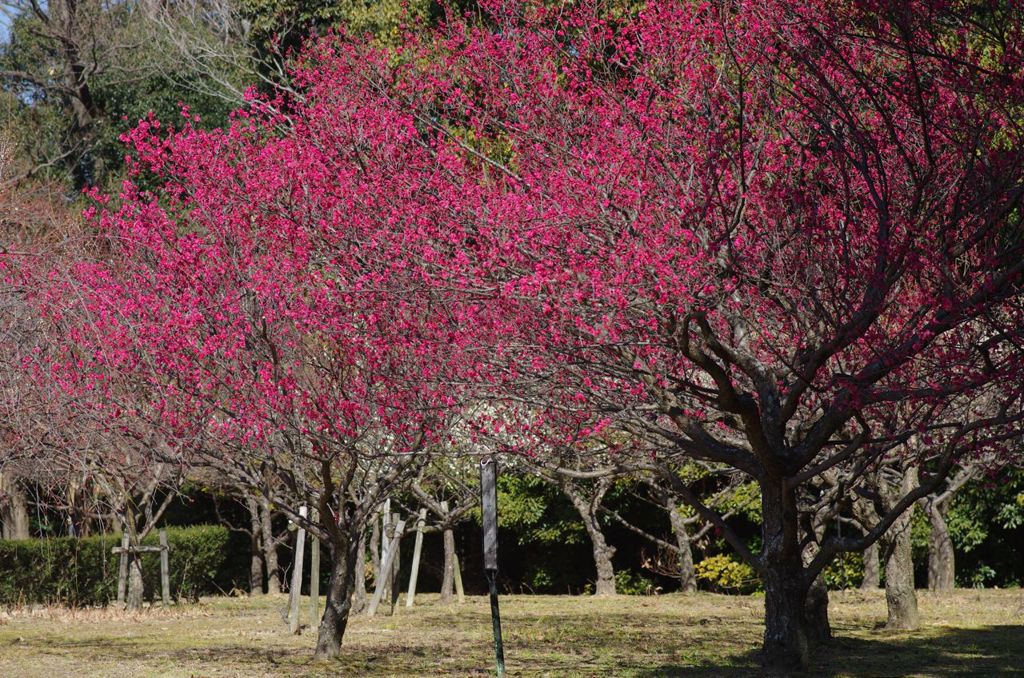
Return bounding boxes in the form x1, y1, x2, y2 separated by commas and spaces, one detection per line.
0, 589, 1019, 676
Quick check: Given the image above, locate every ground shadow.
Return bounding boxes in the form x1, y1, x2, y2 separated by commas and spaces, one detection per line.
638, 625, 1024, 677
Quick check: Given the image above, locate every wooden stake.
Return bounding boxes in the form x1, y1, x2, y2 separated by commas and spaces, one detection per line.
366, 519, 405, 617
380, 505, 391, 602
309, 510, 320, 625
288, 506, 307, 634
159, 529, 171, 606
454, 551, 466, 603
116, 532, 129, 605
405, 508, 427, 607
390, 511, 400, 613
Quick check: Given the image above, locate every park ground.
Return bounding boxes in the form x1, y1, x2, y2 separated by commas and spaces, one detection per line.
0, 589, 1021, 677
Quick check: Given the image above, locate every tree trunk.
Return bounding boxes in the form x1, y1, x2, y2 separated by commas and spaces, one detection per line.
926, 502, 955, 592
246, 496, 264, 595
584, 519, 617, 596
250, 544, 264, 595
760, 478, 811, 671
440, 525, 455, 603
762, 569, 810, 672
565, 488, 616, 596
369, 516, 381, 592
804, 571, 831, 643
860, 541, 880, 590
1, 476, 31, 540
800, 531, 831, 644
879, 467, 920, 630
351, 531, 368, 613
126, 553, 144, 611
666, 498, 697, 593
882, 512, 919, 630
258, 496, 281, 594
313, 534, 360, 659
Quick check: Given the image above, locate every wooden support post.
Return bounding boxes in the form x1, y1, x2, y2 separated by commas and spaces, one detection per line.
288, 506, 307, 634
116, 532, 129, 605
159, 530, 171, 607
454, 551, 465, 604
380, 505, 391, 602
390, 511, 400, 613
481, 457, 505, 677
366, 519, 406, 618
405, 508, 427, 607
380, 500, 391, 562
309, 510, 320, 625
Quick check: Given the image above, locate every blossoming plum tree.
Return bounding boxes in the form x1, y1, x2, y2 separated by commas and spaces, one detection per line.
303, 0, 1022, 668
47, 0, 1024, 669
47, 90, 476, 651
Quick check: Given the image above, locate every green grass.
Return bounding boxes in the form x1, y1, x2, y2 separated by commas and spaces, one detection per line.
0, 589, 1021, 676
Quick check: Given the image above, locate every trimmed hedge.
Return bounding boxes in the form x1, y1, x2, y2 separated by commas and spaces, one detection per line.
0, 524, 230, 606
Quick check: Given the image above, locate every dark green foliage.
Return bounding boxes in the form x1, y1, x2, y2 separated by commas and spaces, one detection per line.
823, 552, 864, 590
138, 525, 231, 603
0, 525, 229, 606
0, 532, 119, 606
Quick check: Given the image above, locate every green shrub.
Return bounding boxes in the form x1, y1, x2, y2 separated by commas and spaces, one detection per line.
525, 565, 555, 592
0, 525, 230, 606
139, 525, 230, 603
614, 569, 657, 595
695, 554, 760, 594
824, 552, 864, 590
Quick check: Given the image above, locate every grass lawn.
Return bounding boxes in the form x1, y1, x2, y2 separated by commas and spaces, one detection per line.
0, 589, 1020, 676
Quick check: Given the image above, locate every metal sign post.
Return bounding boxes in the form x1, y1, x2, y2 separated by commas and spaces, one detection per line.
480, 457, 506, 678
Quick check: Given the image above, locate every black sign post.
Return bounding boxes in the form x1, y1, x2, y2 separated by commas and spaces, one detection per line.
480, 457, 506, 677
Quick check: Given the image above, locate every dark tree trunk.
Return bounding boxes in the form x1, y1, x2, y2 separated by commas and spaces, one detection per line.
926, 502, 955, 592
246, 495, 264, 595
313, 534, 360, 659
666, 497, 697, 593
882, 513, 919, 630
760, 479, 811, 671
804, 571, 831, 643
799, 536, 831, 644
860, 541, 880, 590
351, 531, 368, 613
258, 496, 281, 594
762, 569, 810, 671
440, 525, 456, 603
799, 519, 832, 645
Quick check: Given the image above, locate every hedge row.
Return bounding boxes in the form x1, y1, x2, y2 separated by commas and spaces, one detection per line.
0, 524, 230, 606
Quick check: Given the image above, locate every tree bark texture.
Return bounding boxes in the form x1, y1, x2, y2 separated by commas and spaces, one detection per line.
880, 469, 920, 631
564, 480, 617, 596
126, 553, 144, 611
313, 535, 360, 658
925, 501, 955, 592
440, 526, 456, 603
666, 497, 698, 593
860, 541, 880, 590
246, 495, 265, 594
760, 478, 815, 671
882, 518, 919, 630
258, 496, 281, 594
0, 475, 31, 540
351, 531, 368, 613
